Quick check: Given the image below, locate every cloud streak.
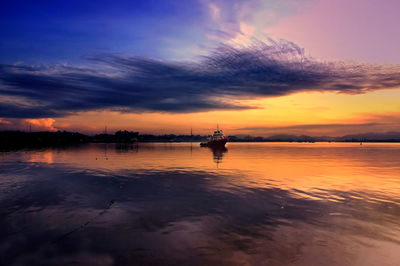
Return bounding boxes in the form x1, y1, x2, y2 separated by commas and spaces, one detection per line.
1, 39, 400, 119
237, 118, 400, 136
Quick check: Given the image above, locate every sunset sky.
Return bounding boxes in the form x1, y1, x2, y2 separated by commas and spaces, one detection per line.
1, 0, 400, 136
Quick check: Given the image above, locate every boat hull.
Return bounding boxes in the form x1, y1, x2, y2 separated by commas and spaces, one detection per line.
200, 138, 227, 148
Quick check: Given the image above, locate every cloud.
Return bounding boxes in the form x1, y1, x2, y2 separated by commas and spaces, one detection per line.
203, 0, 310, 45
26, 118, 57, 131
239, 123, 381, 131
0, 118, 10, 125
237, 120, 400, 136
1, 39, 400, 119
0, 117, 57, 131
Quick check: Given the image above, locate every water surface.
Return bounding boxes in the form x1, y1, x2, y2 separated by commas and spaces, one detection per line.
1, 143, 400, 265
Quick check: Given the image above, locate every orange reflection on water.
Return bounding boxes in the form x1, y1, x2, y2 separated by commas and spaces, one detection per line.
220, 143, 400, 199
13, 142, 400, 200
1, 142, 400, 265
27, 150, 54, 164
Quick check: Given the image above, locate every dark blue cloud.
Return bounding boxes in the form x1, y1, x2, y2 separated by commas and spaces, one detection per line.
1, 40, 400, 118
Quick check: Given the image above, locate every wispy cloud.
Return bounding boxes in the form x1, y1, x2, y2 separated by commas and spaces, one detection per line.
203, 0, 310, 46
237, 118, 400, 136
238, 123, 380, 131
1, 39, 400, 119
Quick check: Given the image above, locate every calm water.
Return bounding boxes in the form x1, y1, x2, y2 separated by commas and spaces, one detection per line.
1, 143, 400, 265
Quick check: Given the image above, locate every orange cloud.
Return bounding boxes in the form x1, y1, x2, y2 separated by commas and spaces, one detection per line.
25, 118, 57, 131
0, 118, 11, 125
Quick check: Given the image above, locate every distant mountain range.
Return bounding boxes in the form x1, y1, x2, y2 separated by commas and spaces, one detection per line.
334, 131, 400, 142
229, 132, 400, 142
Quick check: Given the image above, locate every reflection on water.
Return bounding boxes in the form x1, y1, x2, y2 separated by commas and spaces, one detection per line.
207, 146, 228, 166
1, 143, 400, 265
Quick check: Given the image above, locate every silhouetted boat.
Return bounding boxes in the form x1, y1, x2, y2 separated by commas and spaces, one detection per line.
200, 125, 227, 148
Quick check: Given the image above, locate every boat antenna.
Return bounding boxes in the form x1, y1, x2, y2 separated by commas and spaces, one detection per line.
217, 123, 219, 131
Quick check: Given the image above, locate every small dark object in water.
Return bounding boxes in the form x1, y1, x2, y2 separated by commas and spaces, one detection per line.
52, 200, 116, 243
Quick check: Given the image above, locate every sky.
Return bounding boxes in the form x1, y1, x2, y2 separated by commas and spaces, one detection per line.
1, 0, 400, 136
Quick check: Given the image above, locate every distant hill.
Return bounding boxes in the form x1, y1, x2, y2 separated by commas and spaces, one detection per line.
335, 132, 400, 142
228, 134, 328, 142
228, 132, 400, 142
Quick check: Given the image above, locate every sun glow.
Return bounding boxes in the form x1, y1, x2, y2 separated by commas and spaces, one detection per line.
49, 88, 400, 136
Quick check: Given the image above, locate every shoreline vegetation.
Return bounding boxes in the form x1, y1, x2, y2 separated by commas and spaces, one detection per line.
1, 130, 400, 150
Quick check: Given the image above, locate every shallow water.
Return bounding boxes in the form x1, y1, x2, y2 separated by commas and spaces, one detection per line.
1, 142, 400, 265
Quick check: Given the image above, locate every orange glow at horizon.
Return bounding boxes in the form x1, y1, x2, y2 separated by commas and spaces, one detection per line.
46, 88, 400, 136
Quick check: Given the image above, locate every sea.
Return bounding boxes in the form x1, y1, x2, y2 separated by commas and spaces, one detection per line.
1, 142, 399, 265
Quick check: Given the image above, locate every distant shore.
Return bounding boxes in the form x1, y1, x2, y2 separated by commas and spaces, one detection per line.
1, 130, 400, 150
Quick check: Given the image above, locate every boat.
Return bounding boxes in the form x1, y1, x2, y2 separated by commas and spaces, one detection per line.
200, 125, 228, 148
